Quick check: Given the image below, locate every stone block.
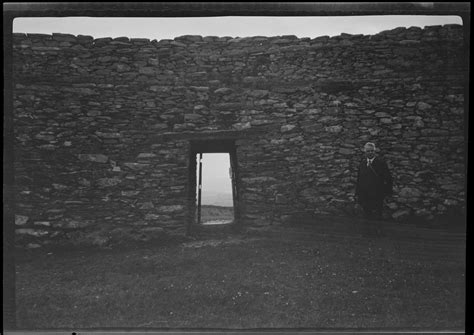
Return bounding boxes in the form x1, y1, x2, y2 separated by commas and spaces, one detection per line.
38, 144, 58, 151
145, 214, 162, 220
139, 67, 155, 75
34, 221, 51, 227
399, 187, 421, 198
392, 209, 411, 220
443, 199, 459, 206
139, 202, 155, 209
386, 202, 398, 210
275, 194, 286, 204
78, 154, 109, 163
35, 133, 55, 141
375, 111, 391, 118
440, 183, 463, 191
31, 46, 60, 52
95, 132, 122, 138
325, 125, 343, 133
248, 90, 269, 98
242, 176, 276, 183
152, 123, 168, 129
150, 86, 170, 93
214, 87, 232, 95
15, 215, 29, 226
281, 124, 296, 132
417, 102, 432, 111
232, 122, 251, 130
16, 228, 49, 237
142, 227, 165, 235
250, 120, 269, 126
318, 116, 337, 123
123, 163, 150, 170
158, 205, 184, 213
273, 102, 288, 108
97, 177, 122, 188
78, 178, 91, 187
413, 117, 425, 127
185, 114, 204, 122
171, 41, 186, 47
190, 86, 209, 92
339, 148, 355, 155
121, 191, 140, 197
137, 153, 157, 159
243, 76, 259, 84
58, 219, 93, 229
94, 37, 112, 44
148, 58, 159, 66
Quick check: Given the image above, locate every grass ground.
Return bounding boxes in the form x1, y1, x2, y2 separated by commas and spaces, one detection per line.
200, 205, 234, 223
14, 218, 465, 330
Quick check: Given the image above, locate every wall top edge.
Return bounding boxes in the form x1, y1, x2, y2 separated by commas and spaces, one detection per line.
11, 24, 464, 46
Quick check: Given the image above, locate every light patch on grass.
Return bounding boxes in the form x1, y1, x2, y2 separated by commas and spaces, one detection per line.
183, 237, 261, 248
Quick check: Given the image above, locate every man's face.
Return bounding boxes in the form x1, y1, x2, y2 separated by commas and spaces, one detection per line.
364, 147, 375, 159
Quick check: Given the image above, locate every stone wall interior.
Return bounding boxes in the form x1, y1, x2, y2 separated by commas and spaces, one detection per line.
11, 24, 466, 247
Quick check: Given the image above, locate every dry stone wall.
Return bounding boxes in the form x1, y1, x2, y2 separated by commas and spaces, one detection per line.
12, 24, 466, 247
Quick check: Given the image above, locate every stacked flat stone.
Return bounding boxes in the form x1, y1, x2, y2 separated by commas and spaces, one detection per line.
12, 24, 466, 246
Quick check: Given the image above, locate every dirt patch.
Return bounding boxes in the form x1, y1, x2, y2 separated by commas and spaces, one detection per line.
183, 237, 261, 248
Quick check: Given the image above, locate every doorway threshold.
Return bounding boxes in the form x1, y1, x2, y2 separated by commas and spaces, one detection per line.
202, 219, 233, 226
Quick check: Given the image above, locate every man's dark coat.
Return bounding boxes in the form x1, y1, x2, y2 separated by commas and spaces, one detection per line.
355, 156, 393, 207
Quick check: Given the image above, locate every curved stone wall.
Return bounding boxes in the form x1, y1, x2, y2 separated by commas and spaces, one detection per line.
11, 24, 466, 246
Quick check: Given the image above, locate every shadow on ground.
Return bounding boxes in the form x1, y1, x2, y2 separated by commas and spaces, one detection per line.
14, 215, 465, 330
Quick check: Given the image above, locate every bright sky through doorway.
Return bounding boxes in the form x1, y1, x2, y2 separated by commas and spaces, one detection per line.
198, 153, 233, 207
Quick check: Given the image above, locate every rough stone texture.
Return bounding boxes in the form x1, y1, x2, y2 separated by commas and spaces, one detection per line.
12, 25, 466, 246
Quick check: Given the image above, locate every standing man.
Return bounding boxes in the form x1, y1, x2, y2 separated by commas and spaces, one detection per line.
355, 142, 393, 220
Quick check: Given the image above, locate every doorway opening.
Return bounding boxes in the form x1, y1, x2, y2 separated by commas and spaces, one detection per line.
196, 153, 233, 225
188, 140, 240, 229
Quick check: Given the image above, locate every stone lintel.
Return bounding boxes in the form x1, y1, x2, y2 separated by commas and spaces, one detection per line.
149, 126, 275, 143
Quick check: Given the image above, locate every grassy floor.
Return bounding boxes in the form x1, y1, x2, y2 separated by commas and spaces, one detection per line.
15, 226, 465, 330
200, 205, 234, 223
